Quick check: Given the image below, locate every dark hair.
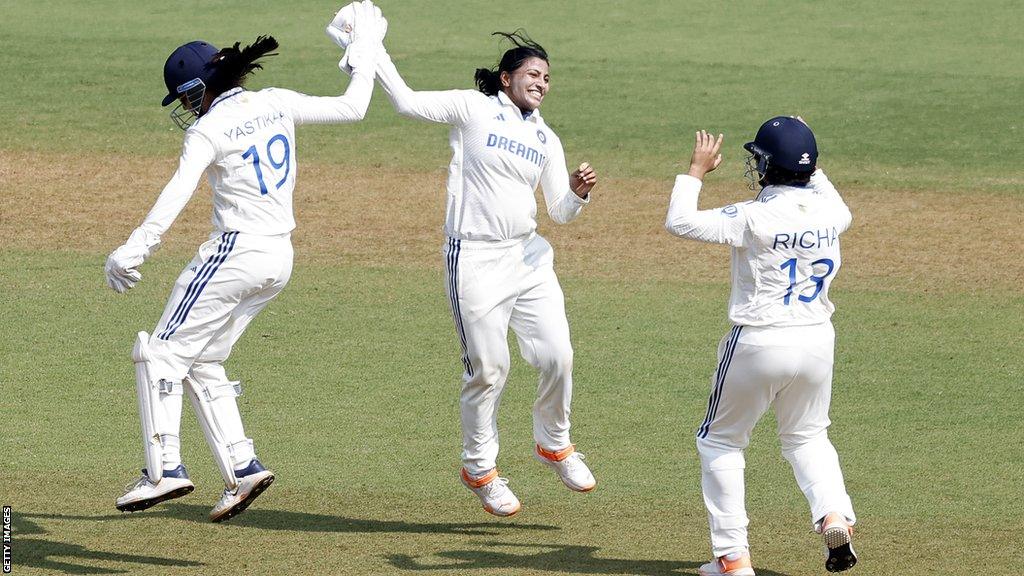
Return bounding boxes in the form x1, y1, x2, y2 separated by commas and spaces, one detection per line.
206, 35, 279, 97
474, 30, 548, 96
762, 165, 813, 187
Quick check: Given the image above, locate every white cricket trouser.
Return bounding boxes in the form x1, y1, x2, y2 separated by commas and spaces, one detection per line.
144, 231, 293, 470
445, 233, 575, 476
696, 322, 856, 557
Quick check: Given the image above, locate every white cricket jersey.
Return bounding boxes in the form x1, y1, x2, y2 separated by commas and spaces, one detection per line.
376, 53, 588, 242
666, 170, 852, 327
124, 73, 373, 252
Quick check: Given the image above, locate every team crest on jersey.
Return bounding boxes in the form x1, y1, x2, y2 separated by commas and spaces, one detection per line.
536, 129, 547, 144
721, 205, 739, 217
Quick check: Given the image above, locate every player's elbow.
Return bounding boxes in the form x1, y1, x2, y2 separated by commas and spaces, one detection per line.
665, 217, 686, 237
351, 100, 370, 121
394, 100, 423, 120
548, 212, 570, 225
385, 90, 417, 119
665, 217, 700, 238
547, 206, 576, 225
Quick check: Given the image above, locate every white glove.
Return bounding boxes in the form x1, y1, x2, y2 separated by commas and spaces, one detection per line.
328, 0, 388, 75
104, 228, 158, 294
326, 2, 359, 49
105, 245, 145, 293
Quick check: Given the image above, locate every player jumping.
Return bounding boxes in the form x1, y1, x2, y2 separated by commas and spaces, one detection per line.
326, 4, 598, 517
105, 1, 386, 522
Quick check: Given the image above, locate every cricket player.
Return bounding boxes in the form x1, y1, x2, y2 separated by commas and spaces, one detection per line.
105, 1, 386, 522
665, 120, 858, 574
326, 9, 597, 516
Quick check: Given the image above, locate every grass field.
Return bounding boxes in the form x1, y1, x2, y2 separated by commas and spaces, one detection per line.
2, 1, 1022, 575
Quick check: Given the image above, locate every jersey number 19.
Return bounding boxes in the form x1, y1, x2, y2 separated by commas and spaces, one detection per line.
242, 133, 291, 195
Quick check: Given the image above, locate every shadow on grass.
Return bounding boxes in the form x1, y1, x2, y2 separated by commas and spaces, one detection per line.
388, 542, 795, 576
22, 504, 558, 537
161, 503, 559, 535
11, 513, 203, 575
18, 539, 204, 575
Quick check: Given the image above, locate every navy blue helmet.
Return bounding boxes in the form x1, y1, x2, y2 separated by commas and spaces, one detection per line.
161, 41, 219, 106
743, 116, 817, 176
161, 40, 219, 129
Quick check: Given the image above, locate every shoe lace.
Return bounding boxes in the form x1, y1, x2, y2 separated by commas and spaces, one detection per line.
482, 476, 511, 497
123, 473, 153, 492
563, 452, 587, 472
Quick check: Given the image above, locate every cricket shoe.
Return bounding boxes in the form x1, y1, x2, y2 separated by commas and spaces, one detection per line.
698, 550, 756, 576
209, 459, 275, 523
534, 444, 596, 492
460, 468, 521, 517
818, 512, 857, 572
116, 465, 195, 512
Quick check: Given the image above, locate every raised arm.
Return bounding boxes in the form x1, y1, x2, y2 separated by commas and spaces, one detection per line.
272, 0, 386, 124
374, 50, 477, 124
105, 131, 216, 292
326, 1, 475, 124
539, 130, 593, 224
809, 168, 852, 232
265, 73, 373, 126
665, 130, 747, 246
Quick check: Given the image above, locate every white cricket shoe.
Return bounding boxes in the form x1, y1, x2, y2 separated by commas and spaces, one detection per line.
460, 468, 521, 517
209, 459, 275, 523
534, 444, 596, 492
818, 512, 857, 572
116, 465, 195, 512
698, 551, 756, 576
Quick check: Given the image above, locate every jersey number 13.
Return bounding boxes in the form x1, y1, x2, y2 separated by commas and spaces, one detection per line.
780, 257, 835, 305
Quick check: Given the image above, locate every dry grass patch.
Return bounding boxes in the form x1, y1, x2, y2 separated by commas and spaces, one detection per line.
2, 150, 1020, 293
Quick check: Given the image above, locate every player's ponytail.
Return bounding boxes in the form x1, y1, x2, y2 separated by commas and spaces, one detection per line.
474, 30, 548, 96
207, 35, 279, 97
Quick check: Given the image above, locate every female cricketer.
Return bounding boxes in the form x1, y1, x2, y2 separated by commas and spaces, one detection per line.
106, 1, 385, 522
666, 122, 858, 575
327, 11, 598, 516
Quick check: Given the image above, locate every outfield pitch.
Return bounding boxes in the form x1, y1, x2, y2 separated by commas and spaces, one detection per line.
2, 1, 1022, 575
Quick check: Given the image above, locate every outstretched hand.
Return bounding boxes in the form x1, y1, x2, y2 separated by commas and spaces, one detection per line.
570, 162, 597, 199
328, 0, 388, 75
687, 130, 723, 181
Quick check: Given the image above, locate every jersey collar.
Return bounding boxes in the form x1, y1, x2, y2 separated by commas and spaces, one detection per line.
209, 87, 244, 110
496, 91, 541, 123
757, 184, 812, 201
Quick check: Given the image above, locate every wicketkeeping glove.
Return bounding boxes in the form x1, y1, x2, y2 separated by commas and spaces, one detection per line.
104, 228, 158, 294
105, 245, 145, 294
328, 0, 388, 76
326, 2, 358, 49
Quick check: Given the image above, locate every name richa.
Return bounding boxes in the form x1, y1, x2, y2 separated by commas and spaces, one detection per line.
773, 227, 840, 250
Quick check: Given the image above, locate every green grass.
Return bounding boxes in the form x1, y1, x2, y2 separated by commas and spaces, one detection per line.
2, 0, 1022, 191
2, 252, 1021, 575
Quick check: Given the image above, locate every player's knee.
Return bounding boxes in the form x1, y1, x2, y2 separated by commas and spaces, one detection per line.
472, 355, 510, 387
189, 362, 229, 387
533, 343, 573, 376
779, 427, 829, 455
696, 436, 747, 471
